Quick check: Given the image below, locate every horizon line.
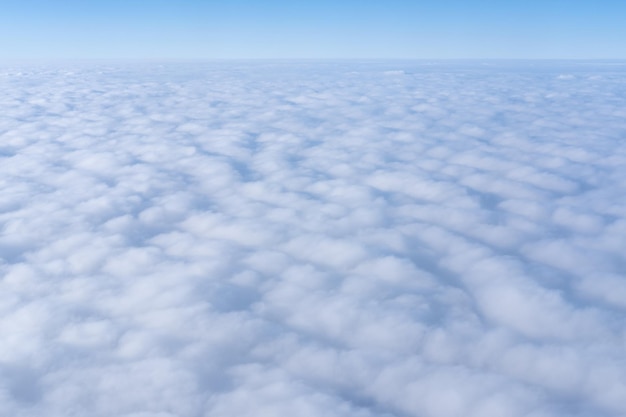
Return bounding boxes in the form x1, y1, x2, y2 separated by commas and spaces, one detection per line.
2, 57, 626, 62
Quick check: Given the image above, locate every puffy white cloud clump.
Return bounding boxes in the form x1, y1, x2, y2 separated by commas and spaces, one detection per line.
1, 61, 625, 416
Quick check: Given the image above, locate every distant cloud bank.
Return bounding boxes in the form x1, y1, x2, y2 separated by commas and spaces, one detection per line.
1, 61, 625, 416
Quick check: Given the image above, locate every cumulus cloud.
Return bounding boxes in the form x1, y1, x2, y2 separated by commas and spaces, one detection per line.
0, 60, 625, 416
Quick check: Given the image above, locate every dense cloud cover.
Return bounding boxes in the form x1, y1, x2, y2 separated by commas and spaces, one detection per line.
1, 61, 626, 416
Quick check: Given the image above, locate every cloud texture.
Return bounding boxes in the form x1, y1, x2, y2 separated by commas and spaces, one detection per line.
1, 60, 626, 416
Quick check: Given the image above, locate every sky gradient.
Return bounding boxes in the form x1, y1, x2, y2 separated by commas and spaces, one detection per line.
1, 0, 625, 60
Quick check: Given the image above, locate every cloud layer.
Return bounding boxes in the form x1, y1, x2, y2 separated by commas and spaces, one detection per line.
1, 61, 626, 416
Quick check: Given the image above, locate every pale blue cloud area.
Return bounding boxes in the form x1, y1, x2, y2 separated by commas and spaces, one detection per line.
1, 60, 626, 416
0, 0, 625, 59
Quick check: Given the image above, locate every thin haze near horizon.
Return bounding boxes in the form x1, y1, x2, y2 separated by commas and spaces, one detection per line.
1, 0, 625, 60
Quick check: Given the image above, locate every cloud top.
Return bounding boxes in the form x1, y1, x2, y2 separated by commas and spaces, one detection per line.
0, 61, 625, 416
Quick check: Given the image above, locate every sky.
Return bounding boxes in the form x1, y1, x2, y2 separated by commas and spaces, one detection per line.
1, 0, 625, 59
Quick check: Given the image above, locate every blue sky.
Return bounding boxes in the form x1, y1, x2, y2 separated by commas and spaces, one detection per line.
1, 0, 625, 59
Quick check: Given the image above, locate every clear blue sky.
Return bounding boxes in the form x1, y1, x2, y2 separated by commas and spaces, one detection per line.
1, 0, 625, 59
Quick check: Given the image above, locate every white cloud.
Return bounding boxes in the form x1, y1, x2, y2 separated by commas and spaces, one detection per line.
0, 61, 625, 416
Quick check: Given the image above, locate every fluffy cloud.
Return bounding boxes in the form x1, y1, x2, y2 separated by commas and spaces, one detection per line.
0, 61, 625, 416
